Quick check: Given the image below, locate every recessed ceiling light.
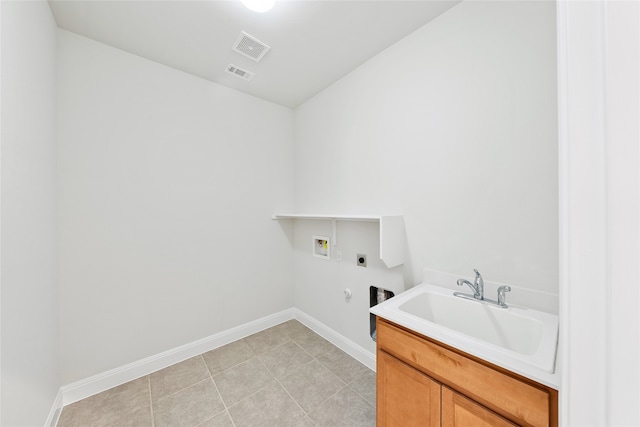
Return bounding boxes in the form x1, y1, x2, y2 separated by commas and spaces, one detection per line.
240, 0, 275, 13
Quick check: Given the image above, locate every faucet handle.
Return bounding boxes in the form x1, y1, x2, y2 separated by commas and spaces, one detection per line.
497, 285, 511, 308
473, 268, 483, 282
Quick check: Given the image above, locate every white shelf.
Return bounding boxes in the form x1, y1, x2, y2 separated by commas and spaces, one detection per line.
272, 213, 405, 268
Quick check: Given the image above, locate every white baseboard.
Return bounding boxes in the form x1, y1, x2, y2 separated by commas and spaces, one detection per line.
60, 308, 295, 406
45, 389, 63, 427
293, 309, 376, 371
54, 307, 376, 424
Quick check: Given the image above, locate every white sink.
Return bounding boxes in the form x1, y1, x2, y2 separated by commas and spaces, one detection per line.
370, 283, 559, 386
399, 291, 544, 355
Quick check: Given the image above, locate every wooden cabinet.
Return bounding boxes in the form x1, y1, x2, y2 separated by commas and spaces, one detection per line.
376, 318, 558, 427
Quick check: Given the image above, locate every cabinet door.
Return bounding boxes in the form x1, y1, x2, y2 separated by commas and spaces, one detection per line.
377, 350, 441, 427
442, 386, 519, 427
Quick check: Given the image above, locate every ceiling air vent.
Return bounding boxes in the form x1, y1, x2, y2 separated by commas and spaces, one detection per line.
225, 64, 255, 81
232, 31, 271, 62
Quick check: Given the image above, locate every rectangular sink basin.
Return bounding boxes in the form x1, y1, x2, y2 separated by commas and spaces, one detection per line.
399, 292, 543, 355
370, 283, 559, 386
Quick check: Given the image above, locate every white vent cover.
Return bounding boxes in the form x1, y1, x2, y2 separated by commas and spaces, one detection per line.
232, 31, 271, 62
225, 64, 255, 81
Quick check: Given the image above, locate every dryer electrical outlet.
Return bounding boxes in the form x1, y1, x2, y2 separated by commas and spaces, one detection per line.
357, 253, 367, 267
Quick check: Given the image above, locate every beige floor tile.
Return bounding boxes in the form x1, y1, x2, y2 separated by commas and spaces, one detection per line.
279, 360, 346, 413
228, 380, 313, 427
258, 341, 313, 379
212, 357, 273, 407
348, 369, 376, 406
61, 376, 150, 427
243, 327, 290, 354
317, 346, 371, 383
59, 402, 153, 427
271, 319, 312, 339
202, 340, 255, 375
152, 378, 225, 427
195, 410, 235, 427
202, 339, 255, 376
57, 325, 376, 427
104, 405, 153, 427
56, 404, 76, 427
289, 328, 336, 358
150, 355, 210, 401
308, 386, 375, 427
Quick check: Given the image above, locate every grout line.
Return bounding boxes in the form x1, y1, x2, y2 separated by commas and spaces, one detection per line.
224, 382, 271, 412
273, 375, 317, 426
201, 354, 237, 427
346, 383, 376, 409
152, 376, 212, 404
147, 376, 155, 427
307, 383, 351, 421
314, 374, 350, 410
203, 339, 257, 376
293, 340, 314, 358
290, 331, 337, 361
251, 336, 294, 358
211, 353, 258, 379
149, 354, 222, 406
345, 370, 377, 407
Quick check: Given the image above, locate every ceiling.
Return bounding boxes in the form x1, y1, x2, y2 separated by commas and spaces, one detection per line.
48, 0, 460, 108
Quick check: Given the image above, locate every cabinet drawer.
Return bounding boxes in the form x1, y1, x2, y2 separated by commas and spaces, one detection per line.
377, 318, 551, 427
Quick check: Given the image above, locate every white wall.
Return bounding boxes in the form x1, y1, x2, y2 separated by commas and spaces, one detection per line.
0, 1, 59, 425
57, 30, 295, 384
293, 1, 558, 354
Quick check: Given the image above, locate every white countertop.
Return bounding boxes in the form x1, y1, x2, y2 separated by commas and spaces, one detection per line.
371, 283, 560, 389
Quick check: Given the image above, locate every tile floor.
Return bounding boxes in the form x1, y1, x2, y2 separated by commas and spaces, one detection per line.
57, 320, 376, 427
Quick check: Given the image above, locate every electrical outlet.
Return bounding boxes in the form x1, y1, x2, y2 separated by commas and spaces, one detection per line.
357, 253, 367, 267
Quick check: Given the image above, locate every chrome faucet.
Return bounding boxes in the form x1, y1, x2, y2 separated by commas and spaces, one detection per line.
456, 269, 484, 300
454, 269, 510, 308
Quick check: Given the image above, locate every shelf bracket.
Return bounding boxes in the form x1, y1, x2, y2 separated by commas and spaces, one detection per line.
332, 218, 337, 246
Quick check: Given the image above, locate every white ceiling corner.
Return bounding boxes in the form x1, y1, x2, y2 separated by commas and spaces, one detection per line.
48, 0, 460, 108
